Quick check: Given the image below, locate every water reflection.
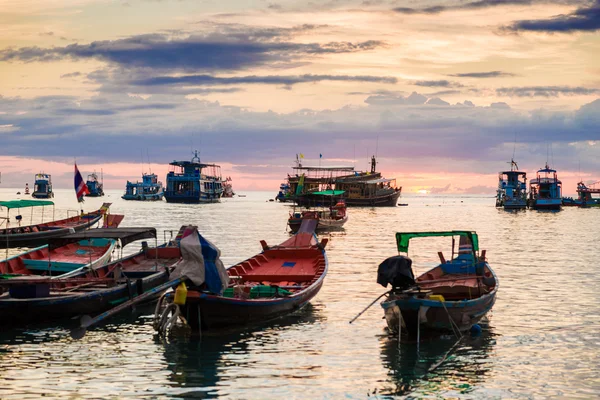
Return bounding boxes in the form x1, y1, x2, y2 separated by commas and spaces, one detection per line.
379, 327, 497, 397
160, 304, 325, 398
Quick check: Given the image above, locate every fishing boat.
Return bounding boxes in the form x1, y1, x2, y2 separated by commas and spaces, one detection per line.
155, 220, 328, 334
377, 231, 497, 340
122, 173, 164, 201
528, 163, 562, 210
164, 151, 223, 204
0, 235, 117, 279
275, 182, 292, 202
85, 171, 104, 197
575, 180, 600, 208
0, 228, 181, 324
290, 155, 402, 207
222, 177, 235, 198
31, 173, 54, 199
495, 159, 527, 210
0, 201, 111, 249
288, 195, 348, 233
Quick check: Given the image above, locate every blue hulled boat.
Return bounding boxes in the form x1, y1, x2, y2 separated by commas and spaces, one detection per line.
495, 159, 527, 210
164, 151, 223, 204
528, 163, 562, 210
86, 172, 104, 197
122, 173, 164, 201
32, 173, 54, 199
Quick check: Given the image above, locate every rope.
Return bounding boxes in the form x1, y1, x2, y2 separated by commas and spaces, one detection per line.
152, 293, 187, 337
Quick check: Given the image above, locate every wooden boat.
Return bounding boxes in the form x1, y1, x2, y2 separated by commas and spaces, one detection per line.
162, 220, 328, 333
164, 150, 223, 203
0, 201, 110, 249
122, 173, 164, 201
288, 199, 348, 233
31, 173, 54, 199
378, 231, 497, 340
495, 159, 527, 210
85, 171, 105, 197
0, 228, 182, 324
0, 236, 116, 279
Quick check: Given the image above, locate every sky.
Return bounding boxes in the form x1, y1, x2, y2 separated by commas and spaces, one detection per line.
0, 0, 599, 194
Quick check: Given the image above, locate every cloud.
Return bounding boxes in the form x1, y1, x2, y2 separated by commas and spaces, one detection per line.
413, 80, 463, 88
0, 32, 386, 72
132, 73, 398, 87
448, 71, 516, 78
364, 91, 427, 105
392, 0, 560, 15
427, 183, 452, 194
426, 97, 450, 106
497, 86, 600, 97
490, 102, 511, 109
60, 71, 82, 79
506, 1, 600, 32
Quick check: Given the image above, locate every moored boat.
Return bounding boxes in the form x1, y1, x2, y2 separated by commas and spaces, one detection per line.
528, 164, 562, 210
156, 220, 328, 334
575, 180, 600, 208
0, 228, 182, 325
31, 173, 54, 199
122, 173, 164, 201
85, 171, 104, 197
0, 201, 111, 249
164, 151, 223, 204
275, 182, 292, 202
496, 159, 527, 210
377, 231, 497, 340
222, 176, 235, 198
288, 195, 348, 233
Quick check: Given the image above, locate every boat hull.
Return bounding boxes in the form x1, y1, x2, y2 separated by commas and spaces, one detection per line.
288, 216, 347, 233
0, 212, 104, 249
164, 193, 221, 204
122, 193, 164, 201
382, 292, 496, 338
178, 279, 324, 332
530, 199, 562, 210
31, 192, 54, 199
296, 189, 401, 207
0, 271, 168, 324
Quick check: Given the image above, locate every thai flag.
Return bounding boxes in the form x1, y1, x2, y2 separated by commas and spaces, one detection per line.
74, 163, 90, 202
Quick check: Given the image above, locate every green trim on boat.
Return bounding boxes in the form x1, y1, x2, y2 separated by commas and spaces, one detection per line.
395, 231, 479, 254
0, 200, 54, 209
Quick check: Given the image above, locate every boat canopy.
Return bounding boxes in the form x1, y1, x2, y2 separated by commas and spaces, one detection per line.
48, 227, 157, 250
0, 200, 54, 210
312, 190, 345, 196
395, 231, 479, 254
363, 178, 394, 184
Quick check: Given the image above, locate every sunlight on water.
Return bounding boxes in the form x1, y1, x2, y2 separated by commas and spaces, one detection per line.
1, 189, 599, 398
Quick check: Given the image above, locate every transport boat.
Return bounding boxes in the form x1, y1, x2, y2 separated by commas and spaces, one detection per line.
156, 220, 328, 334
0, 228, 182, 324
122, 173, 164, 201
275, 182, 292, 202
164, 151, 223, 204
495, 160, 527, 210
288, 195, 348, 233
0, 201, 111, 249
289, 155, 402, 207
31, 173, 54, 199
528, 164, 562, 210
85, 171, 104, 197
575, 180, 600, 207
377, 231, 497, 340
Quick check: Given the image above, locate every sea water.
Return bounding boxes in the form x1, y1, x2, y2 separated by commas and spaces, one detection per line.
0, 189, 599, 398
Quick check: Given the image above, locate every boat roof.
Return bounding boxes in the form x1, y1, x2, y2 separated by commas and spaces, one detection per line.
395, 231, 479, 254
292, 166, 355, 171
363, 178, 395, 184
500, 170, 526, 176
48, 227, 157, 250
311, 190, 345, 196
169, 160, 220, 168
537, 167, 557, 173
530, 178, 562, 184
0, 200, 54, 210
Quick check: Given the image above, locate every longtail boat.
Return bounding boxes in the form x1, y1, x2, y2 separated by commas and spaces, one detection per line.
288, 198, 348, 233
0, 201, 111, 249
0, 228, 182, 325
377, 231, 497, 340
158, 220, 328, 334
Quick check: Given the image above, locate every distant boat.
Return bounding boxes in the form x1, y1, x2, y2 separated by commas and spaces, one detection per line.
290, 155, 402, 207
528, 163, 562, 210
164, 150, 223, 204
377, 231, 497, 340
24, 183, 30, 195
495, 159, 527, 210
85, 171, 104, 197
31, 173, 54, 199
122, 173, 164, 201
222, 176, 235, 198
575, 180, 600, 208
275, 182, 292, 202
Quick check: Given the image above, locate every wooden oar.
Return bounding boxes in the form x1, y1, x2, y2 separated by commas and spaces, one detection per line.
70, 275, 186, 340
